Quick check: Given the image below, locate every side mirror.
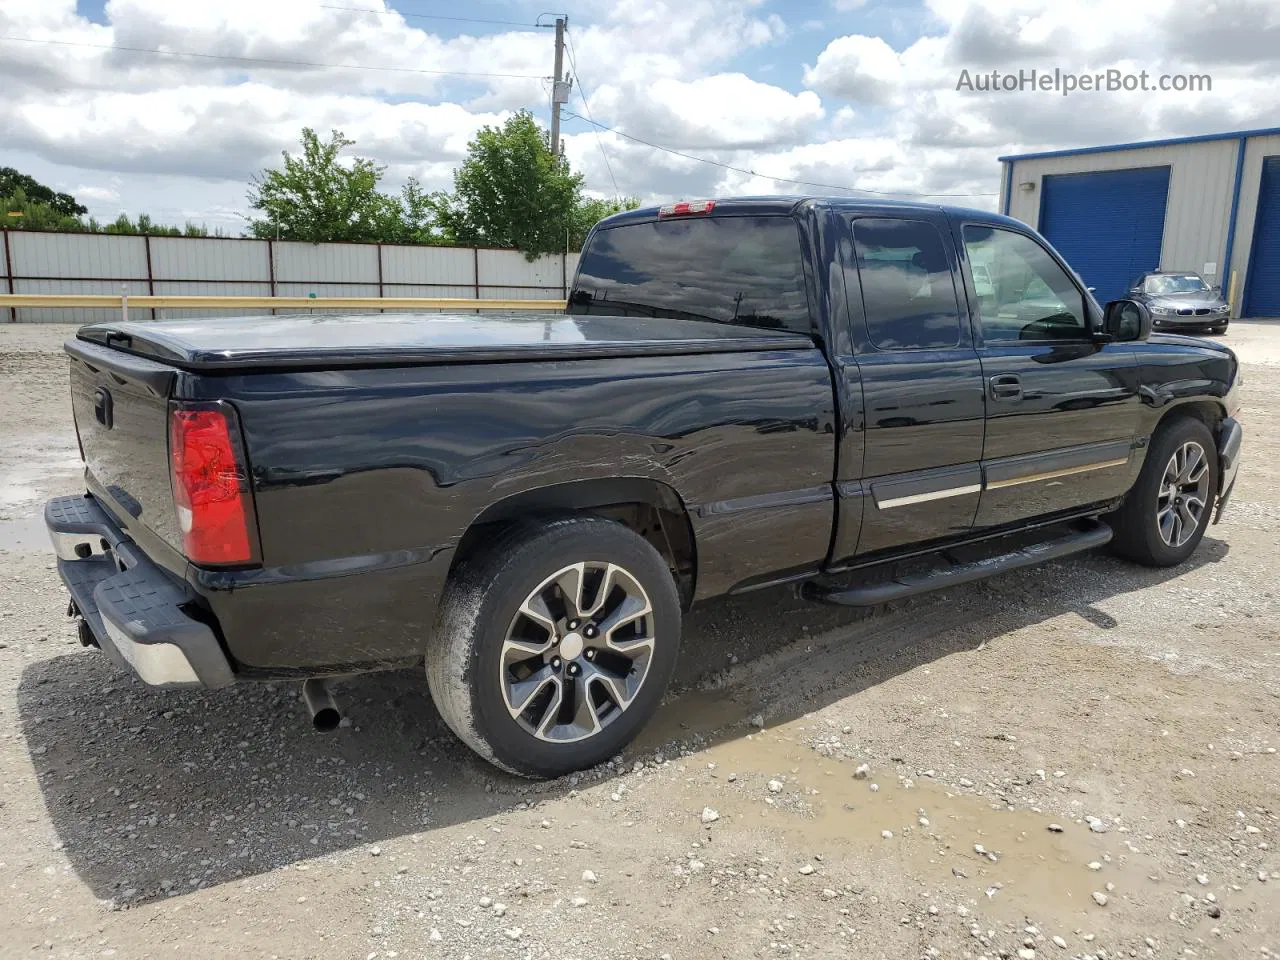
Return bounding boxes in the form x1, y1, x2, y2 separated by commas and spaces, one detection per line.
1211, 285, 1222, 295
1102, 298, 1152, 342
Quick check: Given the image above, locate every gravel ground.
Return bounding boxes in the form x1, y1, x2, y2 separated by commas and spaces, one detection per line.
1, 322, 1278, 960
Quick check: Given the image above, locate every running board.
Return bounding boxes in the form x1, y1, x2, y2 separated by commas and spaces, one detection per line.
802, 521, 1113, 607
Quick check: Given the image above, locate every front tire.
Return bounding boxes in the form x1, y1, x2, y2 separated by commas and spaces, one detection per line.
427, 516, 682, 778
1110, 416, 1218, 567
1209, 323, 1228, 335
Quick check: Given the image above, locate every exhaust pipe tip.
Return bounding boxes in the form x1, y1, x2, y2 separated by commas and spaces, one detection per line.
302, 678, 342, 732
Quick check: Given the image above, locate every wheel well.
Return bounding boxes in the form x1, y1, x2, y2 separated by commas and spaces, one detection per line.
451, 479, 697, 609
1155, 400, 1224, 440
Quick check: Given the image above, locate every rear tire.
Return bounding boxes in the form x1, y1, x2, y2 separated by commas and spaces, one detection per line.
427, 516, 682, 778
1110, 416, 1218, 567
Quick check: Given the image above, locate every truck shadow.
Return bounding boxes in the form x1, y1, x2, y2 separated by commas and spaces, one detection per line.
18, 537, 1228, 905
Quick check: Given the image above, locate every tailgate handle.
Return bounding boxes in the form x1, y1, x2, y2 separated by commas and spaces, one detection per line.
93, 387, 114, 428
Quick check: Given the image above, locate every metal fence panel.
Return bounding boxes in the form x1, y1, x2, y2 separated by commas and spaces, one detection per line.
3, 232, 577, 321
479, 285, 564, 301
479, 249, 567, 291
151, 280, 275, 320
381, 245, 475, 286
273, 242, 379, 284
11, 232, 147, 281
149, 237, 270, 282
13, 278, 126, 324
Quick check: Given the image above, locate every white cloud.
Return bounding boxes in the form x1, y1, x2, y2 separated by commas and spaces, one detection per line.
803, 35, 905, 105
0, 0, 1273, 232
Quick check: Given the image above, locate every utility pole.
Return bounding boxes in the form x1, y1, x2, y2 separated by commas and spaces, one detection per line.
549, 16, 568, 156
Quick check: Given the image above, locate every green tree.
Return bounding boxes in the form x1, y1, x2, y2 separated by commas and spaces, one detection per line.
571, 195, 641, 247
432, 112, 578, 258
247, 128, 406, 243
433, 112, 640, 257
0, 168, 86, 217
1, 188, 87, 231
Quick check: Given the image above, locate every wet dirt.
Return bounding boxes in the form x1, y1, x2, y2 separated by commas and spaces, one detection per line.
702, 724, 1147, 927
0, 514, 51, 554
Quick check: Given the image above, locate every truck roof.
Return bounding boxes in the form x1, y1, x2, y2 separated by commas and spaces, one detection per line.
599, 195, 1017, 229
76, 312, 814, 372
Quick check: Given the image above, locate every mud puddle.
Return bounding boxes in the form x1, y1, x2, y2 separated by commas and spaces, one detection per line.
639, 680, 1150, 930
0, 514, 51, 554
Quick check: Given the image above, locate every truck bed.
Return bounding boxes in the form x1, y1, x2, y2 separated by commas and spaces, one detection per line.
76, 312, 813, 371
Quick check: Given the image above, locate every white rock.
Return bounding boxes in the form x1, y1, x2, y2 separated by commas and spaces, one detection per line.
493, 904, 507, 917
701, 807, 720, 824
1052, 935, 1067, 948
919, 817, 930, 828
1091, 891, 1108, 906
478, 896, 492, 908
1047, 823, 1064, 833
504, 928, 523, 941
571, 897, 588, 908
1258, 870, 1269, 883
799, 864, 815, 875
749, 714, 765, 728
869, 783, 879, 792
1018, 949, 1036, 960
768, 779, 784, 794
853, 764, 871, 779
582, 870, 598, 883
821, 888, 838, 900
429, 928, 442, 942
881, 830, 893, 840
959, 778, 974, 788
1196, 873, 1210, 885
1087, 861, 1102, 871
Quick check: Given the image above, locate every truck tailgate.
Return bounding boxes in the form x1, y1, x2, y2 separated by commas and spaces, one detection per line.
66, 338, 184, 565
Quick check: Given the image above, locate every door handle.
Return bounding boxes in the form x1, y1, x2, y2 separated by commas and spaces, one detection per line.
989, 374, 1023, 402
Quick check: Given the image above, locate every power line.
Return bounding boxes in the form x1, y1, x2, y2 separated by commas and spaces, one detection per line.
564, 29, 621, 203
0, 35, 546, 80
562, 110, 999, 199
315, 3, 537, 28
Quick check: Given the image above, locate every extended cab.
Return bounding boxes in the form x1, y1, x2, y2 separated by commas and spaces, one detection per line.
46, 197, 1243, 777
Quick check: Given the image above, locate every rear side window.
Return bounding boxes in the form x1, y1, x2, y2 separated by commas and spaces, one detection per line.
569, 216, 811, 334
850, 218, 962, 350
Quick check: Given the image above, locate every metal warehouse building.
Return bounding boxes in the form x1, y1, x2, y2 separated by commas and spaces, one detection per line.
999, 127, 1280, 318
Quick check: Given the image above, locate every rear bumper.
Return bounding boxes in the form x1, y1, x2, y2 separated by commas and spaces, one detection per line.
45, 494, 235, 689
1214, 417, 1242, 523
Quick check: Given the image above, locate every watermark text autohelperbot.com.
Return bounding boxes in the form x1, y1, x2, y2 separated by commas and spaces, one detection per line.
956, 68, 1212, 96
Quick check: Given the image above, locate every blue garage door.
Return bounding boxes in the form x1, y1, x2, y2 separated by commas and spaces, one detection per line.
1244, 156, 1280, 318
1038, 166, 1170, 305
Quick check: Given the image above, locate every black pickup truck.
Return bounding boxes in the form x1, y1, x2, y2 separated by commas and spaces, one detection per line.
46, 197, 1243, 778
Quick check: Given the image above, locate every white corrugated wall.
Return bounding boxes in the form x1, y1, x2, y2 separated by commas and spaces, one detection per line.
0, 233, 575, 323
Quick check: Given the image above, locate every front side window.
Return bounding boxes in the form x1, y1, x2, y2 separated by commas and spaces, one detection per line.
962, 225, 1088, 342
850, 218, 962, 350
568, 216, 811, 334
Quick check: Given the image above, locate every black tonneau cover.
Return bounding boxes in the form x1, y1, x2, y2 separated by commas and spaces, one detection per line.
77, 312, 814, 371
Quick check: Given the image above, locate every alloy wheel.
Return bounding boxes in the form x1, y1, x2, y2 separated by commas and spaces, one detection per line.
500, 561, 655, 743
1156, 440, 1210, 547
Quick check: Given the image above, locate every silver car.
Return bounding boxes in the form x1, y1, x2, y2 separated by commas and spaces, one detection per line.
1128, 271, 1231, 334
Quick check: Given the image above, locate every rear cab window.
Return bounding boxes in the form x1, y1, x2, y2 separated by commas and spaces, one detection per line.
568, 216, 812, 335
848, 218, 963, 350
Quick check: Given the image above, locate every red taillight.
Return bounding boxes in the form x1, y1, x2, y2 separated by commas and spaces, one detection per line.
658, 199, 716, 218
169, 405, 254, 565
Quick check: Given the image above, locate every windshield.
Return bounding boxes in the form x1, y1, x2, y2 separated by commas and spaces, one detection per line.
1145, 274, 1210, 295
